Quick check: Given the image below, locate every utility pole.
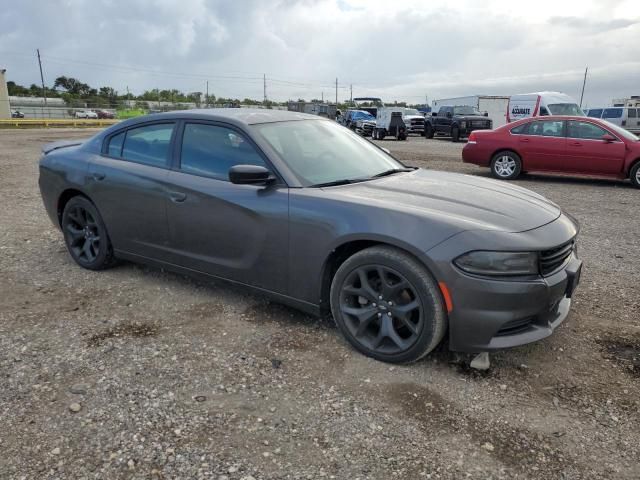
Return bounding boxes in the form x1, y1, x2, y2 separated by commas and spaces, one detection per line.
350, 84, 353, 104
321, 92, 324, 102
36, 49, 47, 106
263, 73, 267, 105
335, 78, 338, 105
579, 67, 588, 108
206, 81, 209, 107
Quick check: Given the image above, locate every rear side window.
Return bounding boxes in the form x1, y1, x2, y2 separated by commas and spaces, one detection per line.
628, 109, 637, 118
567, 121, 608, 140
180, 123, 266, 180
603, 108, 623, 119
528, 120, 564, 137
510, 123, 529, 134
107, 131, 125, 157
121, 123, 175, 167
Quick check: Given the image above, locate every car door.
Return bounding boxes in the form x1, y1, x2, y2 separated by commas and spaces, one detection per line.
164, 121, 289, 293
565, 120, 626, 175
87, 122, 176, 258
514, 119, 567, 171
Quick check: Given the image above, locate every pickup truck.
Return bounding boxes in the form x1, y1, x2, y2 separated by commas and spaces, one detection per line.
425, 106, 493, 142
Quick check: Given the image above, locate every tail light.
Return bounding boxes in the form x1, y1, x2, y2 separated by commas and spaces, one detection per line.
468, 132, 477, 144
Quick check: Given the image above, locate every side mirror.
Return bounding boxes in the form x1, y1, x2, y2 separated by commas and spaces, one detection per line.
601, 134, 616, 143
446, 112, 452, 118
484, 112, 489, 117
229, 165, 274, 185
432, 112, 437, 117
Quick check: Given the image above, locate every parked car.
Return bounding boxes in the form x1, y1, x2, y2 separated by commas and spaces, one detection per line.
585, 107, 640, 135
462, 115, 640, 188
372, 107, 408, 140
95, 109, 115, 119
74, 110, 98, 119
424, 106, 492, 142
402, 108, 426, 135
342, 109, 376, 136
507, 92, 584, 122
39, 109, 582, 363
11, 110, 25, 118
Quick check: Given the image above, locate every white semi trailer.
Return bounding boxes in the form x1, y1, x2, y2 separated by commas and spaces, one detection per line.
432, 95, 509, 128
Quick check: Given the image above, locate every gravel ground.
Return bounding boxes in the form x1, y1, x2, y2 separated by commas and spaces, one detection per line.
1, 128, 639, 480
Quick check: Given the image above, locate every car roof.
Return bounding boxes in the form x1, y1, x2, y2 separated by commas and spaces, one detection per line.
124, 108, 323, 126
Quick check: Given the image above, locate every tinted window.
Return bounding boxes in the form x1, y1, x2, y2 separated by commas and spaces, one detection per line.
107, 131, 125, 157
603, 108, 623, 119
547, 103, 584, 116
587, 108, 603, 118
510, 123, 529, 134
121, 123, 175, 167
180, 124, 266, 180
567, 121, 608, 140
628, 108, 637, 118
528, 120, 564, 137
539, 106, 550, 116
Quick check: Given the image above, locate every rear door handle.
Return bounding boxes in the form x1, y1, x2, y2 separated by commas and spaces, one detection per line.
92, 172, 106, 181
169, 191, 187, 203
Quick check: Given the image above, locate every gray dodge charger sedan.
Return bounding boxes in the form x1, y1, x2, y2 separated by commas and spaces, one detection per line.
39, 109, 582, 363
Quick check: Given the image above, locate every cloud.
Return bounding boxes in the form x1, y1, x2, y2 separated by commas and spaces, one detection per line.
0, 0, 638, 106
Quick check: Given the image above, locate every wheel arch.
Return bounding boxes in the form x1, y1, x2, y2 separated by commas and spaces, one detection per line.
626, 157, 640, 178
57, 188, 93, 227
490, 148, 523, 166
318, 237, 439, 316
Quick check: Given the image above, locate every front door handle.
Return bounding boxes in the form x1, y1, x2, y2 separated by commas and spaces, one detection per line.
569, 142, 582, 146
169, 191, 187, 203
92, 172, 106, 181
519, 138, 530, 143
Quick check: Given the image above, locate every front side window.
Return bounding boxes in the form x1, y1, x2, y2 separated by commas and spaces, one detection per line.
547, 103, 584, 116
587, 108, 603, 118
121, 123, 175, 167
255, 119, 403, 186
602, 108, 623, 119
180, 123, 266, 180
567, 121, 608, 140
528, 120, 564, 137
539, 106, 550, 116
628, 108, 637, 118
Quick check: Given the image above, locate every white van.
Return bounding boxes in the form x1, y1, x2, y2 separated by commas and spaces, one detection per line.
585, 107, 640, 135
506, 91, 584, 123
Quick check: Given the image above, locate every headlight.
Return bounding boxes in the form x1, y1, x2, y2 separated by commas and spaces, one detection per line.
454, 251, 539, 276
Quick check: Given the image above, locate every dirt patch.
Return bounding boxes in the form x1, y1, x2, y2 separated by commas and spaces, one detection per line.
598, 336, 640, 378
87, 322, 159, 347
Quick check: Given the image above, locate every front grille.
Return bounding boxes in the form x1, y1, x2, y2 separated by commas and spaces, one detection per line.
471, 120, 491, 128
410, 119, 425, 126
496, 316, 534, 336
540, 240, 574, 276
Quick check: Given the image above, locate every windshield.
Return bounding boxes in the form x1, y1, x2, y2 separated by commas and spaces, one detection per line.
602, 108, 623, 119
453, 106, 480, 115
403, 109, 420, 116
602, 120, 638, 141
547, 103, 585, 116
254, 120, 405, 186
353, 111, 375, 121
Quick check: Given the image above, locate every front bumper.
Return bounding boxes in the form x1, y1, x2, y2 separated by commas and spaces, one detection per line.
425, 214, 581, 352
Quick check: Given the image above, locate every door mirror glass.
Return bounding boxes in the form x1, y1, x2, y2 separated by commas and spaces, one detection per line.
601, 134, 616, 143
229, 165, 274, 185
446, 112, 452, 118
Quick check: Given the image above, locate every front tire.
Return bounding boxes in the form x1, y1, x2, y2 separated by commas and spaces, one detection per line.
490, 151, 522, 180
451, 126, 460, 142
330, 246, 447, 363
61, 196, 115, 270
425, 124, 434, 139
630, 162, 640, 189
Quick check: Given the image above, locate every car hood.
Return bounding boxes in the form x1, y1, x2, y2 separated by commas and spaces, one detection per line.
325, 169, 561, 233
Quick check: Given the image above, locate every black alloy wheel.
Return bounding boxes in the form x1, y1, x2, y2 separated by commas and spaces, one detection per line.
62, 196, 115, 270
330, 246, 446, 363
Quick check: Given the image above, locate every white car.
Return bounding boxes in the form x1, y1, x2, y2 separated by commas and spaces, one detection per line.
75, 110, 98, 119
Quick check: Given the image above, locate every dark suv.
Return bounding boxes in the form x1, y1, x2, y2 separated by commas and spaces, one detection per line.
425, 106, 493, 142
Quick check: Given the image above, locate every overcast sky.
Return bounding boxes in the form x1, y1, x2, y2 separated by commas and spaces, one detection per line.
1, 0, 638, 106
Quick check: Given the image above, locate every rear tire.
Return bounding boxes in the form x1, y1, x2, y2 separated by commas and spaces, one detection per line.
630, 162, 640, 189
490, 151, 522, 180
378, 129, 386, 140
330, 246, 447, 363
372, 129, 378, 140
61, 196, 115, 270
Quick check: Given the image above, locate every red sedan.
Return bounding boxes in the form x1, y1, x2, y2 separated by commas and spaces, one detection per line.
462, 116, 640, 188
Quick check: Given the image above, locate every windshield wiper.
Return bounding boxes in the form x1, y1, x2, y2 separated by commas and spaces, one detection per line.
370, 168, 415, 178
310, 178, 364, 188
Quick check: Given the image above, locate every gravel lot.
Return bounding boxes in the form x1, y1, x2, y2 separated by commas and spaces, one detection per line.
1, 128, 639, 479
